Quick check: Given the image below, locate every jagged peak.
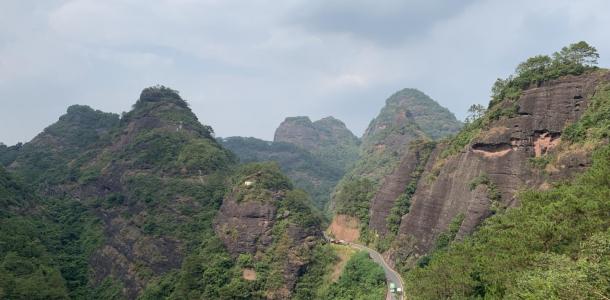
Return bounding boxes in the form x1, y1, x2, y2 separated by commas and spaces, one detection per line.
139, 85, 183, 102
386, 88, 430, 105
280, 116, 313, 125
133, 85, 189, 112
370, 87, 461, 140
314, 116, 346, 127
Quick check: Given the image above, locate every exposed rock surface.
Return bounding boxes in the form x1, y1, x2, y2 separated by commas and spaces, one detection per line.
331, 88, 461, 214
368, 142, 432, 235
7, 86, 235, 299
82, 88, 227, 299
214, 191, 279, 255
328, 214, 361, 242
214, 167, 322, 299
394, 71, 610, 263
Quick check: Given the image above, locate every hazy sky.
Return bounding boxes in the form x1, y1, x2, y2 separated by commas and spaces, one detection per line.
2, 0, 610, 145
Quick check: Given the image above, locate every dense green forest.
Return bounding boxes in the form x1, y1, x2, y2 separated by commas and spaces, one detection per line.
294, 247, 386, 300
219, 137, 344, 211
2, 39, 608, 300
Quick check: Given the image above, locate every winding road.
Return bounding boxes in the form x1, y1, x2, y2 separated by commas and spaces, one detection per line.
323, 233, 405, 300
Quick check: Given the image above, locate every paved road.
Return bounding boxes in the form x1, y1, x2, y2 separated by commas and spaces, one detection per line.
323, 233, 405, 300
348, 242, 405, 300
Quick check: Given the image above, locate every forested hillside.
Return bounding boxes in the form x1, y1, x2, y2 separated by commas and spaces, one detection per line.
0, 86, 383, 299
329, 88, 462, 245
219, 137, 344, 211
398, 41, 610, 299
2, 40, 609, 300
220, 116, 359, 211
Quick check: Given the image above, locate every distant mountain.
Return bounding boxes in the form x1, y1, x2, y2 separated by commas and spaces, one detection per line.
330, 88, 462, 242
274, 116, 360, 172
219, 136, 343, 210
221, 115, 360, 211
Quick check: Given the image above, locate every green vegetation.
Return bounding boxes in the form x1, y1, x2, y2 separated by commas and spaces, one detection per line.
406, 145, 610, 299
564, 83, 610, 143
325, 251, 386, 300
386, 141, 436, 235
293, 245, 337, 299
0, 143, 22, 167
332, 88, 461, 224
491, 41, 599, 106
468, 173, 501, 203
1, 86, 241, 299
381, 89, 462, 140
274, 116, 360, 173
294, 247, 386, 300
528, 155, 552, 170
230, 162, 293, 203
440, 41, 600, 160
139, 162, 324, 299
333, 178, 376, 225
5, 105, 119, 185
405, 70, 610, 299
0, 166, 108, 299
219, 133, 351, 211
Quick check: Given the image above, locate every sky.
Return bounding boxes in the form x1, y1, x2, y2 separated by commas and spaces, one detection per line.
2, 0, 610, 145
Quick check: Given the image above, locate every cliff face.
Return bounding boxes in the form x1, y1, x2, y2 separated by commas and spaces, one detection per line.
214, 164, 322, 299
392, 71, 610, 263
5, 86, 238, 299
76, 87, 234, 298
331, 88, 461, 231
368, 141, 434, 235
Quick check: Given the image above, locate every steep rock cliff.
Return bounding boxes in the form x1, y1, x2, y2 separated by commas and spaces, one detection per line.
331, 88, 461, 236
5, 86, 236, 299
214, 163, 322, 299
394, 71, 610, 264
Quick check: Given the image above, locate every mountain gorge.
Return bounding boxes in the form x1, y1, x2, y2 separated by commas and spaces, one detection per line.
329, 88, 462, 244
1, 41, 609, 300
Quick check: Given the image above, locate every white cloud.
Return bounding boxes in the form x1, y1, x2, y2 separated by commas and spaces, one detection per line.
1, 0, 610, 145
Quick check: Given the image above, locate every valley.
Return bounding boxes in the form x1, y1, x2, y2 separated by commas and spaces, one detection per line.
2, 41, 610, 300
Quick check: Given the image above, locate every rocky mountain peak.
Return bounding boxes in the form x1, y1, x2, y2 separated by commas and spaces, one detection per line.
138, 85, 185, 105
274, 115, 358, 149
121, 86, 213, 140
365, 88, 461, 141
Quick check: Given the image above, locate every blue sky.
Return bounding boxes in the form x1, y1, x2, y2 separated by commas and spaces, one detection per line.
2, 0, 610, 145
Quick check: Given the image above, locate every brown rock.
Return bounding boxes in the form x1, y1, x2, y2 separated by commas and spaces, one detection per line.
394, 71, 610, 261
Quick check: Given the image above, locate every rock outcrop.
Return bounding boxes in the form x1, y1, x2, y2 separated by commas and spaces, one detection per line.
214, 164, 322, 299
393, 71, 610, 263
6, 86, 236, 299
331, 88, 461, 218
368, 141, 433, 235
